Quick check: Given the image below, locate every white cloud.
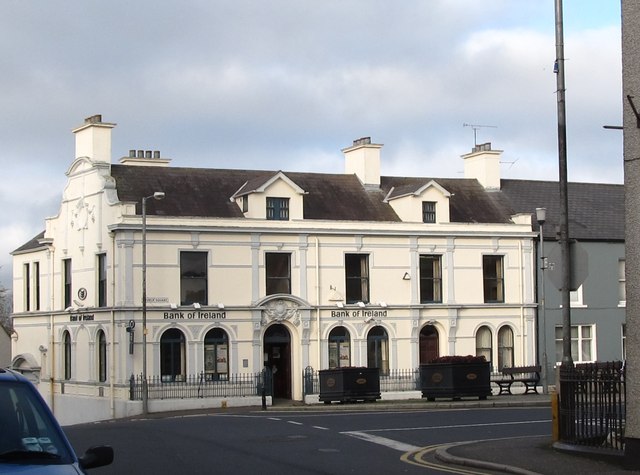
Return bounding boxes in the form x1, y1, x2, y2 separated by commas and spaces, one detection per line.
0, 0, 623, 291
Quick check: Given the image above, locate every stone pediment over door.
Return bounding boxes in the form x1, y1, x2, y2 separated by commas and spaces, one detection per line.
257, 295, 310, 327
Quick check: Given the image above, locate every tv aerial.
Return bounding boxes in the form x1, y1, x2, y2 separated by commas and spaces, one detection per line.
463, 123, 497, 146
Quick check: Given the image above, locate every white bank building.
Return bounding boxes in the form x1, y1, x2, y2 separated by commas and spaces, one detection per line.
11, 115, 538, 424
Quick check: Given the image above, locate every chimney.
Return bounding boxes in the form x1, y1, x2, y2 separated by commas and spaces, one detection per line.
342, 137, 382, 187
120, 149, 171, 167
72, 115, 116, 163
461, 142, 502, 190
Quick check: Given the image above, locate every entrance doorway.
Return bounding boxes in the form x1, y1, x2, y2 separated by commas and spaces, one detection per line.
263, 324, 291, 399
419, 325, 439, 364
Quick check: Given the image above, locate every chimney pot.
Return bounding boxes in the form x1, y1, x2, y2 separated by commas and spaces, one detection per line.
353, 137, 371, 146
84, 114, 102, 124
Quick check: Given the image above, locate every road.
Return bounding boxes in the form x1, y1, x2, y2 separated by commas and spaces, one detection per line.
65, 406, 551, 474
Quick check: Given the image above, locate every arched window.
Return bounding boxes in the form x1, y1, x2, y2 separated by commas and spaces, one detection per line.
62, 330, 71, 380
328, 327, 351, 368
419, 325, 439, 364
204, 328, 229, 381
476, 326, 493, 366
161, 329, 186, 382
498, 326, 514, 370
97, 330, 107, 383
367, 326, 389, 375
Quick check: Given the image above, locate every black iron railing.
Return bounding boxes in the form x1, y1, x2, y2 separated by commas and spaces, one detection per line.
129, 370, 271, 400
559, 361, 626, 452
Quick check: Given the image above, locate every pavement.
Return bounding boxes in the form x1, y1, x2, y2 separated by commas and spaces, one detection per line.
271, 393, 637, 474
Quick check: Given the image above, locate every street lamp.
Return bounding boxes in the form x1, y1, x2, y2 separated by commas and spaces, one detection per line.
536, 208, 548, 394
142, 191, 165, 414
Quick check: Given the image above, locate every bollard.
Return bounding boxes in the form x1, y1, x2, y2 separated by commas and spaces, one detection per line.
261, 382, 267, 410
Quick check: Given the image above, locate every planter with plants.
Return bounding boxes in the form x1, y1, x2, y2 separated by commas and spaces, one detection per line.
318, 367, 381, 404
419, 355, 491, 401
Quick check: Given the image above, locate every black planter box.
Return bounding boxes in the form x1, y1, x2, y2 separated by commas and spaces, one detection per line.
319, 367, 381, 403
420, 362, 491, 401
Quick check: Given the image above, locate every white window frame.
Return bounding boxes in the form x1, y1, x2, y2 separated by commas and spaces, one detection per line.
569, 285, 586, 308
555, 324, 596, 364
619, 259, 626, 307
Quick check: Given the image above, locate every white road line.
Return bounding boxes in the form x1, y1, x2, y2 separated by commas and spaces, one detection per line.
342, 431, 421, 453
268, 417, 281, 421
361, 419, 551, 433
287, 420, 303, 425
312, 426, 330, 430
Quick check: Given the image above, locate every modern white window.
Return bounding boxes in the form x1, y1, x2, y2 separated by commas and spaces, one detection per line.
569, 285, 585, 307
619, 259, 626, 306
555, 324, 595, 363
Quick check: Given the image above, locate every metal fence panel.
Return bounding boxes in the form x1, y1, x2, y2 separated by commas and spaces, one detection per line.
559, 361, 626, 452
130, 371, 269, 401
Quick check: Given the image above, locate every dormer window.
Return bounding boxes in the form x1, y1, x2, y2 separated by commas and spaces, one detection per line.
267, 197, 289, 221
422, 201, 436, 223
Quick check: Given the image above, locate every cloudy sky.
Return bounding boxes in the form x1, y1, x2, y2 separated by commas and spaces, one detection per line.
0, 0, 622, 289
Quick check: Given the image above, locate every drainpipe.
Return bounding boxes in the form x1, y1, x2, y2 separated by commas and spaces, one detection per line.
110, 232, 116, 419
518, 240, 525, 365
48, 246, 55, 413
315, 237, 321, 369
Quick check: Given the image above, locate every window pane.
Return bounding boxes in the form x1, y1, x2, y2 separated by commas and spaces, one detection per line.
161, 329, 185, 381
483, 256, 504, 303
266, 253, 291, 295
34, 262, 40, 311
345, 254, 369, 303
422, 201, 436, 223
98, 254, 107, 307
420, 255, 442, 303
266, 197, 289, 221
180, 252, 208, 305
63, 259, 72, 309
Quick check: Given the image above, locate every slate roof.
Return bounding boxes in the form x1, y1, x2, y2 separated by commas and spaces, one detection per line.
500, 179, 624, 241
13, 166, 625, 254
108, 166, 627, 238
11, 231, 46, 255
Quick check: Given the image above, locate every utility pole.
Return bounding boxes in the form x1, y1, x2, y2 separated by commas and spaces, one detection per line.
554, 0, 573, 367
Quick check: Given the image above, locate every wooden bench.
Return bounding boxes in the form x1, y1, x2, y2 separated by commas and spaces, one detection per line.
491, 366, 541, 395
